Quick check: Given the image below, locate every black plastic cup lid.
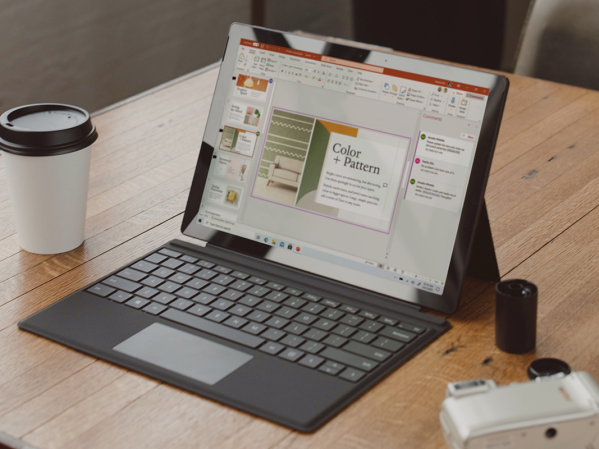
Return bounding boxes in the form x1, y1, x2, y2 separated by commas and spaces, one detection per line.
497, 279, 538, 298
527, 358, 572, 379
0, 103, 98, 156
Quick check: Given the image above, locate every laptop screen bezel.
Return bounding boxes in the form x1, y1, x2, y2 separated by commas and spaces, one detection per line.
181, 23, 508, 314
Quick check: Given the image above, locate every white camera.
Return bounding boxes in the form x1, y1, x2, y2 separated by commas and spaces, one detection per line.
440, 371, 599, 449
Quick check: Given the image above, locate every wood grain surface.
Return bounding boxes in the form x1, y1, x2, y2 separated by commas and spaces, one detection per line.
1, 37, 599, 449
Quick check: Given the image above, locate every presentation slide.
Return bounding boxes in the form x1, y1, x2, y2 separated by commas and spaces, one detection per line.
213, 152, 250, 182
219, 126, 257, 157
207, 180, 243, 209
228, 101, 262, 128
234, 75, 270, 102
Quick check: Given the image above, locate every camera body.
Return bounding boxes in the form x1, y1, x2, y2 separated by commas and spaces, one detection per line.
440, 372, 599, 449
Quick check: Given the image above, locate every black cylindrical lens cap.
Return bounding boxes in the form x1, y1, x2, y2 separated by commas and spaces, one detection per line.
496, 279, 538, 354
527, 358, 572, 379
0, 103, 97, 156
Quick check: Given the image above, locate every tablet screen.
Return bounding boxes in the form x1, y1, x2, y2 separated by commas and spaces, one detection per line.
182, 25, 507, 313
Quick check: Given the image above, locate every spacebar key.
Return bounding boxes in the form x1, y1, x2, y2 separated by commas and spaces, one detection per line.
320, 347, 379, 372
161, 309, 265, 349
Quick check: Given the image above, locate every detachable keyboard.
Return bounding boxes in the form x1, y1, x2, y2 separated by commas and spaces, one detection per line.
87, 247, 428, 383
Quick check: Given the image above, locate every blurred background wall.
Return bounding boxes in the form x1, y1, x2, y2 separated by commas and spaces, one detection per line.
0, 0, 530, 114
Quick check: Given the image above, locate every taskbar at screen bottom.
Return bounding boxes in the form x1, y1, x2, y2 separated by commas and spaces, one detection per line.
195, 214, 446, 296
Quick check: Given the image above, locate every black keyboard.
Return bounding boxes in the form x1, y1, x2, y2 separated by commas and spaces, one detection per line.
86, 247, 428, 383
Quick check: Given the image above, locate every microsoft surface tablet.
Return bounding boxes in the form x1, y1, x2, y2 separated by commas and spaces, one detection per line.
182, 23, 508, 314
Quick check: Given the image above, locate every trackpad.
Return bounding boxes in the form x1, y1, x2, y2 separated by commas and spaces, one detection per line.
113, 323, 253, 385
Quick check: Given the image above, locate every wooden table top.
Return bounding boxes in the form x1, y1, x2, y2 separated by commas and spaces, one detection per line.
2, 37, 599, 449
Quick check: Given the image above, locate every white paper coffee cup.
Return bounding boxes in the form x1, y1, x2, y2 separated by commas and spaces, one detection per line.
0, 104, 98, 254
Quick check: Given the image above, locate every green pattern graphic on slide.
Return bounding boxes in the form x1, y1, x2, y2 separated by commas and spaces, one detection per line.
296, 120, 330, 204
258, 110, 313, 178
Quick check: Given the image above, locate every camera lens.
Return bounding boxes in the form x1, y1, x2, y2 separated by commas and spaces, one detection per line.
545, 428, 557, 438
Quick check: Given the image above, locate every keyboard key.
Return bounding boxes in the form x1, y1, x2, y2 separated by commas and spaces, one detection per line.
193, 292, 216, 305
359, 320, 383, 333
197, 260, 215, 269
265, 317, 289, 329
284, 322, 308, 335
178, 263, 200, 275
321, 299, 340, 308
87, 284, 116, 298
398, 322, 426, 334
238, 295, 262, 307
340, 315, 364, 327
131, 260, 158, 273
158, 281, 181, 294
159, 248, 181, 258
188, 304, 212, 317
378, 316, 398, 326
212, 298, 234, 311
185, 278, 209, 290
161, 308, 264, 348
125, 297, 149, 309
145, 253, 167, 264
302, 303, 325, 315
299, 354, 324, 369
243, 322, 266, 335
246, 310, 270, 323
143, 302, 168, 315
344, 341, 391, 362
229, 304, 252, 317
321, 308, 344, 321
303, 328, 328, 342
320, 347, 379, 372
153, 292, 176, 305
152, 267, 175, 278
248, 276, 267, 285
224, 316, 248, 329
171, 298, 194, 310
294, 312, 318, 325
213, 274, 235, 286
339, 304, 360, 314
247, 286, 270, 297
300, 341, 325, 354
180, 255, 198, 263
102, 276, 141, 293
262, 328, 286, 341
141, 276, 164, 288
256, 300, 280, 313
318, 361, 345, 375
265, 291, 288, 303
281, 335, 305, 348
339, 368, 366, 383
351, 331, 376, 344
313, 318, 337, 331
231, 270, 250, 279
359, 310, 379, 320
284, 297, 307, 309
274, 306, 299, 319
219, 289, 244, 301
266, 281, 285, 291
229, 280, 252, 291
203, 284, 226, 296
161, 258, 184, 269
284, 287, 304, 296
323, 335, 348, 348
279, 348, 304, 362
117, 268, 147, 282
302, 293, 321, 302
379, 327, 417, 343
260, 341, 285, 355
169, 272, 191, 284
214, 265, 232, 274
176, 287, 199, 299
196, 269, 217, 280
108, 290, 132, 303
372, 337, 404, 352
332, 325, 357, 337
136, 287, 159, 299
206, 310, 230, 323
